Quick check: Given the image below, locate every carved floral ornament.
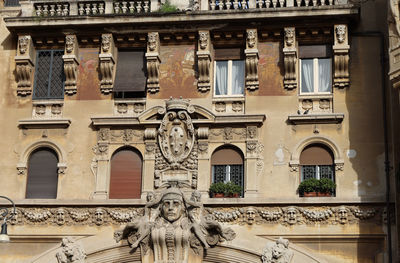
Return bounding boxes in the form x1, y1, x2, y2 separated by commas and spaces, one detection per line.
4, 205, 381, 227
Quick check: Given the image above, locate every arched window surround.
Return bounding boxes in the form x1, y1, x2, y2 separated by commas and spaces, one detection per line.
17, 140, 67, 176
210, 144, 245, 196
289, 136, 344, 172
108, 146, 143, 199
17, 140, 67, 199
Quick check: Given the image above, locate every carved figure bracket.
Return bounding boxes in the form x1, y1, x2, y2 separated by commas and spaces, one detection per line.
63, 35, 79, 95
197, 31, 211, 92
146, 32, 161, 93
16, 35, 35, 96
333, 24, 350, 89
99, 34, 116, 94
245, 29, 259, 91
283, 27, 297, 90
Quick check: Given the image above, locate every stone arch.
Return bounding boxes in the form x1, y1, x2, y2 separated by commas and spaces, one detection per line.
29, 229, 328, 263
289, 136, 344, 170
17, 140, 67, 176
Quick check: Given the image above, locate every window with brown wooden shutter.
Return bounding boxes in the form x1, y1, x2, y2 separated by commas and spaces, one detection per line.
211, 146, 244, 196
26, 148, 59, 199
300, 144, 335, 182
109, 148, 142, 199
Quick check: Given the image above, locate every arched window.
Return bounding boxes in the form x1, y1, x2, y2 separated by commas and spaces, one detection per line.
300, 144, 335, 182
109, 148, 142, 199
26, 147, 59, 199
211, 146, 244, 196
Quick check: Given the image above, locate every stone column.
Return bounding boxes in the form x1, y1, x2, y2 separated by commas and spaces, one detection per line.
143, 128, 157, 197
93, 129, 111, 199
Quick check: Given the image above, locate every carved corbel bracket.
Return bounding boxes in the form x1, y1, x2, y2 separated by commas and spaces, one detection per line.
99, 34, 116, 94
197, 31, 211, 92
63, 35, 79, 95
333, 24, 350, 89
283, 27, 297, 90
245, 29, 259, 91
146, 32, 161, 93
15, 35, 35, 96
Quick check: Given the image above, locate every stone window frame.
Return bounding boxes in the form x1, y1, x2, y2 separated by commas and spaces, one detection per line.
289, 136, 344, 173
17, 140, 67, 198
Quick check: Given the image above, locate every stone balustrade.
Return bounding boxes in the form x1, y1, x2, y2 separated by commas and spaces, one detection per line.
26, 0, 348, 17
113, 0, 150, 14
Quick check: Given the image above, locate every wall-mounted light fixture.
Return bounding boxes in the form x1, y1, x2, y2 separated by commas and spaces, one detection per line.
0, 196, 16, 243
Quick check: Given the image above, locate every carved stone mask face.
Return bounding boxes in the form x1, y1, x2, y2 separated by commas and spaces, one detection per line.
56, 209, 65, 224
338, 207, 347, 223
246, 208, 256, 224
95, 209, 104, 224
272, 244, 284, 259
287, 208, 296, 223
161, 195, 183, 222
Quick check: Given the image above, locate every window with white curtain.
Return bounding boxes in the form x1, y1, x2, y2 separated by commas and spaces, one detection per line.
299, 45, 332, 95
214, 48, 245, 97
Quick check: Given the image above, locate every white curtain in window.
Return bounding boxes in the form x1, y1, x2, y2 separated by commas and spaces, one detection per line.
301, 59, 314, 93
318, 58, 331, 93
231, 60, 245, 95
215, 61, 228, 95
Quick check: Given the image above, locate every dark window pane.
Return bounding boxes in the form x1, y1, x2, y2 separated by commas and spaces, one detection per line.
33, 50, 64, 99
319, 165, 334, 180
301, 165, 316, 181
26, 148, 59, 199
213, 165, 227, 183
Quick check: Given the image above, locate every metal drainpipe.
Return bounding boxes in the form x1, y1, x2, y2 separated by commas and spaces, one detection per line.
352, 31, 392, 262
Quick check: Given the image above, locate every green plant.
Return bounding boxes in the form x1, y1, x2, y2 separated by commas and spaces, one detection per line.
209, 182, 226, 194
318, 178, 336, 194
297, 178, 320, 194
158, 0, 179, 13
224, 182, 242, 196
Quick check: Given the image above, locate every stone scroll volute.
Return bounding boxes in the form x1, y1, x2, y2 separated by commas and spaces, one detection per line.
99, 34, 116, 94
197, 30, 211, 92
15, 35, 35, 96
63, 34, 79, 95
245, 29, 259, 91
283, 27, 297, 90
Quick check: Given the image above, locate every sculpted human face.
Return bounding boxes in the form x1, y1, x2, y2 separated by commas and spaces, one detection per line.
272, 244, 284, 259
162, 196, 183, 222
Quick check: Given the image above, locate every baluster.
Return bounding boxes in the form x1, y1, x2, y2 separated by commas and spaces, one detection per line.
233, 0, 238, 9
256, 0, 261, 8
272, 0, 277, 7
56, 4, 62, 15
240, 0, 247, 9
320, 0, 325, 5
144, 0, 149, 12
78, 3, 85, 16
36, 5, 43, 16
312, 0, 317, 5
43, 4, 49, 16
92, 3, 98, 14
85, 3, 91, 14
210, 0, 216, 9
121, 1, 128, 13
279, 0, 284, 7
265, 0, 270, 7
128, 1, 135, 12
49, 4, 55, 16
295, 0, 301, 6
114, 2, 120, 13
136, 1, 142, 12
328, 0, 333, 5
99, 3, 105, 13
218, 0, 224, 9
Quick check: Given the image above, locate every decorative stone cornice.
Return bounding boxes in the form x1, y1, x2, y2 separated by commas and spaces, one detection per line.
4, 204, 384, 227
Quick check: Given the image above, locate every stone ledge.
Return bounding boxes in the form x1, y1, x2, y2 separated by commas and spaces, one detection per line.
287, 113, 344, 124
18, 119, 71, 128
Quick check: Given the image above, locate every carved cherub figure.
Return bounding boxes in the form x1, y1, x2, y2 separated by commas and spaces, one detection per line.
56, 237, 86, 263
261, 237, 293, 263
185, 191, 210, 249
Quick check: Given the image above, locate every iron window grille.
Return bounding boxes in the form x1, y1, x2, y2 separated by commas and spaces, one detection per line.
33, 50, 65, 100
301, 165, 335, 181
4, 0, 20, 6
212, 164, 244, 196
